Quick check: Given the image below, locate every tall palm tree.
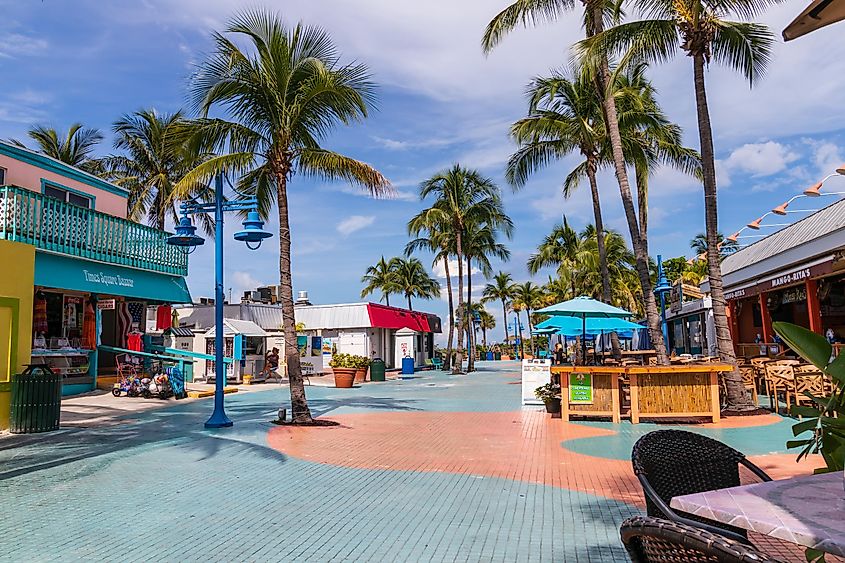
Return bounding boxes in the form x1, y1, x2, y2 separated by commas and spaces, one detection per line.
12, 123, 103, 173
512, 281, 544, 356
104, 109, 214, 232
583, 0, 779, 407
417, 165, 511, 374
482, 271, 515, 348
484, 0, 670, 365
185, 11, 391, 422
391, 257, 440, 311
463, 222, 511, 371
360, 256, 399, 306
408, 216, 457, 370
690, 232, 738, 257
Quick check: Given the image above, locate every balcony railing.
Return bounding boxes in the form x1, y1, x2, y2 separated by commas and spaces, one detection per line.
0, 185, 188, 276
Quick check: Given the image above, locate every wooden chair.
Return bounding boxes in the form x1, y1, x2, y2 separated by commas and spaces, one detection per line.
764, 363, 797, 414
793, 365, 830, 407
749, 356, 771, 397
738, 365, 758, 406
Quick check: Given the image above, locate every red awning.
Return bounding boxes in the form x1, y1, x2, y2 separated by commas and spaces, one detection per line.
367, 303, 431, 332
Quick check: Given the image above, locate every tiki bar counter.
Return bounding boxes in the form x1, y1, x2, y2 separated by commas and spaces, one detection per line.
551, 364, 733, 423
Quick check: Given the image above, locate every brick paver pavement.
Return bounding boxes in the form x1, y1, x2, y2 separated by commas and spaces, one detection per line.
0, 362, 825, 562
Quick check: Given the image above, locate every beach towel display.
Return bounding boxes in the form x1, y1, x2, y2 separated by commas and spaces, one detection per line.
117, 301, 132, 349
156, 304, 172, 330
33, 292, 48, 335
82, 301, 96, 350
127, 301, 145, 326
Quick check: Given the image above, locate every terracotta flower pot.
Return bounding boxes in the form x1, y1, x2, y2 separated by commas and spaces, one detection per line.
333, 368, 356, 388
354, 367, 368, 383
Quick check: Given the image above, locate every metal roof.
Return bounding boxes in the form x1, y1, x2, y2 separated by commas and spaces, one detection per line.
293, 303, 372, 330
206, 319, 267, 337
720, 198, 845, 286
164, 327, 195, 337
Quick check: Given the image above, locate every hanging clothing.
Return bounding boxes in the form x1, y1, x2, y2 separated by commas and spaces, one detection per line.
117, 302, 132, 349
82, 302, 96, 350
127, 301, 145, 326
96, 308, 103, 347
156, 305, 172, 330
127, 333, 143, 352
171, 309, 179, 329
33, 294, 48, 335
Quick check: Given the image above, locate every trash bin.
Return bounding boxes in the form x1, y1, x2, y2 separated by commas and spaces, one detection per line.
486, 351, 494, 361
370, 358, 386, 382
401, 357, 415, 377
495, 352, 501, 361
10, 364, 62, 434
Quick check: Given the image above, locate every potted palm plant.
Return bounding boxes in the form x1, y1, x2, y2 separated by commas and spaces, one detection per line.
353, 355, 370, 383
535, 383, 561, 414
329, 353, 357, 388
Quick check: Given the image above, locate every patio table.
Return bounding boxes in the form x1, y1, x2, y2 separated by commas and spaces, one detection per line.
670, 472, 845, 557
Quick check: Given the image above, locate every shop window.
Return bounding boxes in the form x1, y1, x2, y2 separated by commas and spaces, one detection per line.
0, 167, 6, 185
752, 303, 762, 328
244, 336, 265, 356
43, 182, 92, 209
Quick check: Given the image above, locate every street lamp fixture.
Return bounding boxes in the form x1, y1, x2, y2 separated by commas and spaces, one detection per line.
653, 255, 671, 351
166, 175, 272, 429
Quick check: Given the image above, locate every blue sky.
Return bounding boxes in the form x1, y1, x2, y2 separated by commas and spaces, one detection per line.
2, 0, 845, 342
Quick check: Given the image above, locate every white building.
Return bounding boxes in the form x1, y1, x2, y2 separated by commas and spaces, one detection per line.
165, 298, 441, 379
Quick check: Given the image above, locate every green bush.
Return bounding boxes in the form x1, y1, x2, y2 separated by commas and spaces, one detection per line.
534, 382, 560, 402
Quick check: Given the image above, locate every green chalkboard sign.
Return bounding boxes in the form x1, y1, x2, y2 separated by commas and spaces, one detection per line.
568, 372, 593, 404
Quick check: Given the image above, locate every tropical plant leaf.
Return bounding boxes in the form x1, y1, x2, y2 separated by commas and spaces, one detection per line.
772, 322, 832, 370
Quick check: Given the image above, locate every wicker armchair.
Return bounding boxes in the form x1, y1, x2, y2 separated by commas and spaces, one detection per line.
620, 516, 785, 563
631, 429, 772, 545
738, 365, 759, 406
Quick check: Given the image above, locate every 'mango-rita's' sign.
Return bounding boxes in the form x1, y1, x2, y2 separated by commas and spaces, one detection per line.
724, 260, 833, 301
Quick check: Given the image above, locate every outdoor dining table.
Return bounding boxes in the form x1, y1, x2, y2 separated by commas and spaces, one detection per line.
670, 471, 845, 557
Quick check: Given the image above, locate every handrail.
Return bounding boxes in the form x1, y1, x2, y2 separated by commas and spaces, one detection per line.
148, 344, 233, 364
0, 185, 188, 276
98, 345, 195, 364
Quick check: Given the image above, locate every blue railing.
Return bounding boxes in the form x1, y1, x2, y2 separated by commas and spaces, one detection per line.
0, 185, 188, 276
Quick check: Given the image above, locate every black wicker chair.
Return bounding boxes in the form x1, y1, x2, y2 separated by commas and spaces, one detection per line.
631, 429, 772, 545
621, 516, 785, 563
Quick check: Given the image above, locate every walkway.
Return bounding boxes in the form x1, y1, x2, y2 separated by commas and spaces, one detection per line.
0, 362, 822, 562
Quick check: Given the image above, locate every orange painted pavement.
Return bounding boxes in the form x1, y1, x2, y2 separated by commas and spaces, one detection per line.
267, 410, 825, 506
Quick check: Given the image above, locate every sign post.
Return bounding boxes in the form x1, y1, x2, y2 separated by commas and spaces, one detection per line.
521, 358, 551, 405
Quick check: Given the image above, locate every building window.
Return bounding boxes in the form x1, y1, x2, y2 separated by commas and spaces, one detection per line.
43, 182, 92, 209
0, 167, 5, 185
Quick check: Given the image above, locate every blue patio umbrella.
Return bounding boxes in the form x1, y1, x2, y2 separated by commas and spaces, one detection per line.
536, 296, 634, 363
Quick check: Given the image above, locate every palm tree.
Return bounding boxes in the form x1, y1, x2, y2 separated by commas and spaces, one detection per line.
12, 123, 103, 173
408, 216, 457, 370
526, 216, 585, 297
583, 1, 778, 407
360, 256, 399, 306
417, 165, 511, 374
479, 309, 496, 350
690, 232, 739, 257
104, 109, 215, 232
484, 0, 670, 365
185, 10, 391, 423
391, 257, 440, 311
482, 271, 515, 349
512, 282, 544, 356
463, 222, 511, 371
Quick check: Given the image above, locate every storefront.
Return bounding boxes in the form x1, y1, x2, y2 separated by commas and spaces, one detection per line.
666, 297, 716, 357
720, 198, 845, 356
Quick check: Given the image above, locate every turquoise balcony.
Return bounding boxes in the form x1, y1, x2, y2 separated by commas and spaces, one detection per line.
0, 185, 188, 276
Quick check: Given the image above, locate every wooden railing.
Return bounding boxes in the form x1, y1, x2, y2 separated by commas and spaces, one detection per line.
0, 185, 187, 276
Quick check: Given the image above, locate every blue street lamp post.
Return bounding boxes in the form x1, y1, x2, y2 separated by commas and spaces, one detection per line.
167, 175, 272, 428
511, 315, 523, 360
654, 254, 672, 353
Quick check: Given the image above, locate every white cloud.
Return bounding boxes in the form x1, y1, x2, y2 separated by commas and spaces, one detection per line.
722, 141, 799, 177
0, 33, 48, 58
811, 141, 844, 177
432, 259, 481, 279
231, 271, 264, 296
337, 214, 376, 236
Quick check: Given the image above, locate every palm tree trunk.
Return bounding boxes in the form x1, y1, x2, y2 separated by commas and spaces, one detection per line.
482, 327, 487, 349
526, 308, 535, 355
454, 229, 465, 374
467, 256, 475, 372
274, 163, 312, 423
636, 163, 649, 244
588, 2, 668, 365
501, 299, 509, 353
692, 54, 748, 408
407, 294, 413, 311
586, 159, 611, 304
385, 294, 390, 307
444, 257, 454, 371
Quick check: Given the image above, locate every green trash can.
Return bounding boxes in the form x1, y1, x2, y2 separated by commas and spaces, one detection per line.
495, 352, 501, 361
370, 358, 386, 382
10, 364, 62, 434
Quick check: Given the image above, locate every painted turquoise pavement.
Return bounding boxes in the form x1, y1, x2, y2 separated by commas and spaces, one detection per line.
0, 361, 797, 562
